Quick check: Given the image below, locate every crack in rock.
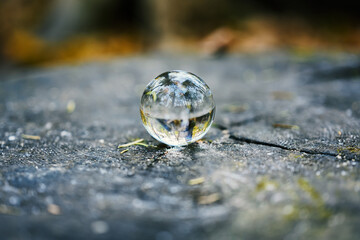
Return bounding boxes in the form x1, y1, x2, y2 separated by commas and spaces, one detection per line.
229, 135, 337, 157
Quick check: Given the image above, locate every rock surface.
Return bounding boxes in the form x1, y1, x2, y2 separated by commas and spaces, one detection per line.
0, 53, 359, 239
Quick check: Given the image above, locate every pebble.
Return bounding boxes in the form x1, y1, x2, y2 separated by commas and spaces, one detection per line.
47, 204, 61, 215
8, 136, 16, 141
91, 221, 109, 234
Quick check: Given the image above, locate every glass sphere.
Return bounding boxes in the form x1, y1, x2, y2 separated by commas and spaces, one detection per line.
140, 70, 215, 146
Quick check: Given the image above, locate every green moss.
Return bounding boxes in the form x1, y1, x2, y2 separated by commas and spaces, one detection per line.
337, 147, 360, 154
298, 178, 322, 203
222, 104, 248, 113
288, 153, 305, 160
256, 177, 278, 192
296, 178, 332, 220
345, 147, 360, 153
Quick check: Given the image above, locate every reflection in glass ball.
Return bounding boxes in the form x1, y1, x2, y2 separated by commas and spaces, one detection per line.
140, 70, 215, 146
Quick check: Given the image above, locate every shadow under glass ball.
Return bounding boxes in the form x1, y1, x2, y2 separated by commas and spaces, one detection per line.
140, 70, 215, 146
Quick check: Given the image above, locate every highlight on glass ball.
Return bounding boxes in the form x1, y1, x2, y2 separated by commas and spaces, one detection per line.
140, 70, 215, 146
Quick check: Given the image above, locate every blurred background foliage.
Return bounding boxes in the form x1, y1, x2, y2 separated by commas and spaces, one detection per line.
0, 0, 359, 66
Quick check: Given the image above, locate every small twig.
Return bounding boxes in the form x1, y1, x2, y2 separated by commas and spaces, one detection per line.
272, 123, 300, 130
198, 193, 220, 205
120, 149, 129, 154
66, 100, 76, 113
21, 134, 41, 140
118, 139, 148, 148
134, 142, 149, 147
188, 177, 205, 185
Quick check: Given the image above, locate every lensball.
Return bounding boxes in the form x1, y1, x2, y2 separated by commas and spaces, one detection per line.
140, 70, 215, 146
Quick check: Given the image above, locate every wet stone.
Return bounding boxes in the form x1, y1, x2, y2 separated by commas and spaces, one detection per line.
0, 53, 359, 240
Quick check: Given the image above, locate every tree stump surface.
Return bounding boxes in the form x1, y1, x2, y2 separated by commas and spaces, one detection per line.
0, 53, 359, 239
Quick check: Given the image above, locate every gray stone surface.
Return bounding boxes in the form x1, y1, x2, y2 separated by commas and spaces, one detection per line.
0, 53, 359, 239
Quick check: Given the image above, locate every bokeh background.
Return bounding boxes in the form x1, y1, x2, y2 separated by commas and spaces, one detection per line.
1, 0, 360, 66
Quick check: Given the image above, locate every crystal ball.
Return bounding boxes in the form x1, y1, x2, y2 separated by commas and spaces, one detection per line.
140, 70, 215, 146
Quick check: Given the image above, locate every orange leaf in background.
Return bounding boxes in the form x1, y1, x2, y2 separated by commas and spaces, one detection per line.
4, 30, 47, 64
